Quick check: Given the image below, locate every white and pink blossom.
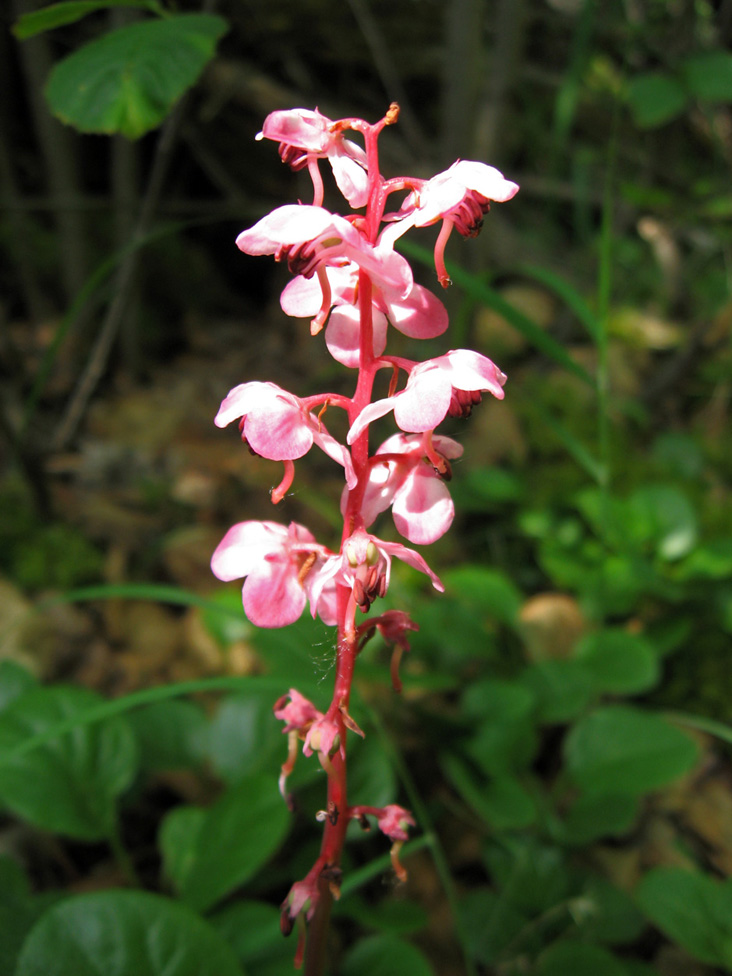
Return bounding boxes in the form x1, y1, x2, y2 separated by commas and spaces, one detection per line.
347, 349, 506, 443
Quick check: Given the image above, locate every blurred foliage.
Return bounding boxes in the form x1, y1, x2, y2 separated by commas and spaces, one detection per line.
1, 0, 732, 974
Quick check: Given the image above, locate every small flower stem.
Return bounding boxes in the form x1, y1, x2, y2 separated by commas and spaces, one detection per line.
304, 587, 357, 976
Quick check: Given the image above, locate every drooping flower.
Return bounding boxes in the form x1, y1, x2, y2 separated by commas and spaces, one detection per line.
210, 520, 330, 628
344, 433, 463, 544
236, 205, 412, 333
309, 528, 443, 617
280, 262, 448, 367
258, 108, 369, 208
381, 160, 519, 286
347, 349, 506, 443
216, 380, 356, 491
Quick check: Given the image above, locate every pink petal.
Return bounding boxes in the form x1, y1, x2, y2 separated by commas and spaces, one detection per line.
347, 397, 397, 444
280, 275, 322, 317
243, 554, 307, 627
236, 205, 335, 254
393, 368, 453, 431
380, 539, 444, 592
211, 521, 289, 582
384, 283, 448, 339
329, 150, 369, 208
443, 349, 507, 397
311, 426, 358, 488
215, 381, 279, 428
325, 305, 388, 368
245, 396, 314, 460
257, 109, 331, 152
448, 160, 519, 202
392, 466, 454, 545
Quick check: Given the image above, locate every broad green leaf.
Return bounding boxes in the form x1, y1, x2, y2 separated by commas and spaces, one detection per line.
126, 699, 207, 772
16, 890, 242, 976
483, 838, 571, 917
463, 681, 538, 775
342, 934, 434, 976
676, 539, 732, 581
0, 857, 48, 976
538, 941, 628, 976
574, 876, 645, 946
45, 14, 228, 138
210, 900, 291, 973
14, 0, 159, 40
682, 51, 732, 102
346, 732, 397, 809
575, 629, 660, 695
520, 659, 596, 724
458, 888, 529, 965
161, 774, 290, 912
206, 690, 285, 783
335, 895, 428, 935
443, 566, 523, 626
159, 805, 205, 893
0, 661, 37, 712
637, 866, 732, 967
627, 485, 697, 561
565, 706, 698, 795
627, 72, 687, 128
559, 792, 639, 845
0, 686, 137, 839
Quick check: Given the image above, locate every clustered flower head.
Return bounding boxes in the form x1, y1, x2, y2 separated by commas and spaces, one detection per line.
212, 104, 518, 969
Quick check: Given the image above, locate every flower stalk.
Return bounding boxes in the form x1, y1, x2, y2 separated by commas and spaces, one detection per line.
211, 103, 518, 973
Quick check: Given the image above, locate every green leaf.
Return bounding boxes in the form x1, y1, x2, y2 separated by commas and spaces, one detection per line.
16, 890, 242, 976
627, 72, 688, 128
342, 934, 435, 976
627, 485, 697, 561
574, 876, 646, 946
559, 792, 639, 845
210, 900, 291, 972
483, 838, 571, 916
463, 681, 538, 776
637, 866, 732, 967
0, 686, 137, 840
126, 699, 207, 772
160, 774, 290, 913
538, 941, 629, 976
0, 857, 47, 976
336, 895, 428, 935
0, 661, 37, 712
575, 629, 660, 695
520, 659, 596, 724
45, 14, 228, 138
14, 0, 159, 41
346, 732, 397, 809
443, 566, 523, 626
565, 706, 698, 796
206, 690, 286, 784
681, 51, 732, 102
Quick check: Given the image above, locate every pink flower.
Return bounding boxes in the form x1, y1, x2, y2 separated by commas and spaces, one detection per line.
376, 804, 416, 842
381, 160, 519, 286
344, 433, 463, 545
216, 380, 356, 488
347, 349, 506, 442
281, 262, 448, 367
303, 714, 342, 761
274, 689, 322, 733
257, 108, 369, 208
211, 520, 329, 628
396, 160, 519, 231
237, 206, 412, 333
309, 528, 443, 615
